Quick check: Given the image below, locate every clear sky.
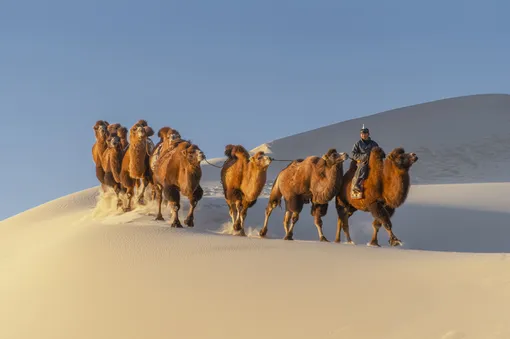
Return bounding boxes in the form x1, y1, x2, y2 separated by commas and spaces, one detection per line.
1, 0, 509, 220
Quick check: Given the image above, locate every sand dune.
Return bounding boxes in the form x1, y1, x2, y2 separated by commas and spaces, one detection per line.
1, 94, 510, 338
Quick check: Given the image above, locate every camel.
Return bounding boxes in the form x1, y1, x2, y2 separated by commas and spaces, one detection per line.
149, 127, 182, 200
107, 123, 121, 135
92, 120, 110, 192
220, 145, 273, 236
152, 140, 205, 228
335, 147, 418, 247
101, 131, 125, 209
259, 149, 348, 242
117, 126, 129, 152
119, 120, 155, 211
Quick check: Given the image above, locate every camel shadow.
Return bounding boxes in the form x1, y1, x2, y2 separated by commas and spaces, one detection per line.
191, 197, 510, 254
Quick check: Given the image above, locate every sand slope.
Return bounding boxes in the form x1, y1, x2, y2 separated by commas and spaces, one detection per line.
1, 182, 510, 339
1, 94, 510, 338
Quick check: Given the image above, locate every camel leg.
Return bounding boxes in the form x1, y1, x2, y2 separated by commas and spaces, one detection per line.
312, 203, 329, 242
372, 206, 401, 246
155, 185, 165, 221
237, 202, 250, 237
227, 201, 236, 225
184, 186, 203, 228
259, 199, 278, 237
167, 186, 182, 228
335, 205, 355, 244
114, 184, 123, 210
282, 210, 292, 240
284, 197, 303, 240
233, 200, 246, 236
285, 212, 301, 241
137, 178, 149, 205
123, 186, 134, 212
368, 203, 401, 246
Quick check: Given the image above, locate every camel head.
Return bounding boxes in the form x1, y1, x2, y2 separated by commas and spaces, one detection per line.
387, 147, 418, 169
249, 151, 273, 169
130, 121, 154, 141
166, 128, 181, 142
107, 123, 121, 135
117, 126, 128, 140
321, 148, 349, 167
93, 120, 109, 140
181, 143, 205, 165
106, 134, 121, 149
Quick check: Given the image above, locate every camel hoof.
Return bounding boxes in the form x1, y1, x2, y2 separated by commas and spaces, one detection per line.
235, 228, 246, 237
283, 234, 293, 241
171, 221, 183, 228
390, 238, 402, 246
367, 241, 380, 247
137, 198, 145, 206
346, 241, 355, 245
155, 215, 164, 221
320, 236, 329, 242
123, 207, 131, 212
184, 217, 194, 227
259, 229, 267, 237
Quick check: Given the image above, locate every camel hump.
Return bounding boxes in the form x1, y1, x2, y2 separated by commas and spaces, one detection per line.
224, 144, 236, 158
224, 144, 250, 159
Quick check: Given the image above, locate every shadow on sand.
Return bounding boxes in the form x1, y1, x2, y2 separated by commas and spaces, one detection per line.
192, 197, 510, 254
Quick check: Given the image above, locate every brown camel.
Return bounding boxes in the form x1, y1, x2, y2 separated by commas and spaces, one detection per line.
92, 120, 110, 192
335, 147, 418, 246
259, 149, 348, 242
220, 145, 273, 236
117, 126, 129, 152
119, 120, 155, 211
101, 131, 125, 209
107, 123, 121, 135
149, 127, 182, 200
152, 140, 205, 227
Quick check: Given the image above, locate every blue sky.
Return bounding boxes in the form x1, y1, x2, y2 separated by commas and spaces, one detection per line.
1, 0, 509, 220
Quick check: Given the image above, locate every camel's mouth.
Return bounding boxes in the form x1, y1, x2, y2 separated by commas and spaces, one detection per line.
97, 126, 107, 136
338, 152, 349, 162
410, 153, 418, 163
136, 127, 146, 138
197, 151, 205, 162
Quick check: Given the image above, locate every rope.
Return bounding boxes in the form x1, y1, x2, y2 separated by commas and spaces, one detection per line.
203, 159, 223, 168
202, 156, 294, 169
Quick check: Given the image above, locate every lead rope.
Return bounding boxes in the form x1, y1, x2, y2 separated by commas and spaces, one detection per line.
202, 156, 293, 169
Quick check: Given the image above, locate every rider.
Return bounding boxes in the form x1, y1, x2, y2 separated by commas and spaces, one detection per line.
351, 124, 379, 194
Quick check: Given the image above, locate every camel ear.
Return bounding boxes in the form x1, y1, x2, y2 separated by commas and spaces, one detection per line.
181, 149, 187, 157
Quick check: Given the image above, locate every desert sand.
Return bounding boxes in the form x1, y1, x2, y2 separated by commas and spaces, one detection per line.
1, 94, 509, 339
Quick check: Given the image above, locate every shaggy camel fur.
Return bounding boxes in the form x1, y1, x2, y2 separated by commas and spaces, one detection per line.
117, 126, 129, 152
152, 140, 205, 227
259, 149, 348, 242
335, 147, 418, 246
119, 120, 155, 211
149, 127, 182, 200
101, 132, 125, 209
92, 120, 110, 192
220, 145, 273, 236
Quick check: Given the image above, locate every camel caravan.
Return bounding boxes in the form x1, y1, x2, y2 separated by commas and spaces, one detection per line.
92, 119, 418, 247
